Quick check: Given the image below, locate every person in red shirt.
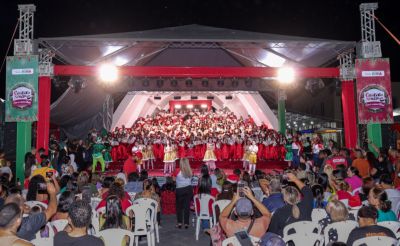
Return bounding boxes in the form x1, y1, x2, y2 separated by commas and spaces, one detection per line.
96, 182, 132, 213
326, 147, 348, 169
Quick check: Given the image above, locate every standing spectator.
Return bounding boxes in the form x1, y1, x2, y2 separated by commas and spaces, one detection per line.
346, 205, 395, 246
219, 187, 272, 238
54, 200, 104, 246
368, 187, 397, 222
351, 150, 370, 178
0, 203, 33, 246
268, 173, 313, 237
173, 158, 193, 229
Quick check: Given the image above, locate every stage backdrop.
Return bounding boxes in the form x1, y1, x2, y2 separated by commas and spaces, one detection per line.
5, 55, 39, 122
356, 58, 393, 124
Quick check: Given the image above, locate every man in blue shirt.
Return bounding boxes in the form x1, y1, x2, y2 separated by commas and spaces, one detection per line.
261, 178, 285, 213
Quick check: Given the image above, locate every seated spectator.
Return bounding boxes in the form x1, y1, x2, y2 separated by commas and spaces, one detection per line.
368, 187, 397, 222
5, 182, 57, 241
261, 178, 285, 213
311, 184, 327, 208
345, 167, 362, 191
161, 177, 176, 215
351, 150, 370, 178
219, 187, 271, 238
51, 191, 75, 224
54, 200, 104, 246
335, 180, 352, 201
346, 205, 395, 246
99, 176, 115, 199
359, 177, 375, 202
378, 174, 400, 213
216, 181, 234, 201
124, 172, 143, 193
0, 160, 13, 181
135, 179, 161, 224
318, 200, 350, 236
100, 195, 130, 231
211, 168, 225, 192
97, 182, 132, 212
316, 173, 333, 202
268, 173, 313, 237
0, 203, 33, 246
0, 181, 7, 207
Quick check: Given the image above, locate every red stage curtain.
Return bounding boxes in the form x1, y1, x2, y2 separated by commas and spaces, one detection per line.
341, 80, 358, 149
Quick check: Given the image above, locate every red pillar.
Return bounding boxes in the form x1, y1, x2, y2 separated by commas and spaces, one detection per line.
341, 80, 358, 149
36, 76, 51, 154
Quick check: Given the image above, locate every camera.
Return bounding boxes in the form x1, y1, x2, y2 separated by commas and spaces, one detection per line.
237, 181, 245, 197
46, 171, 53, 178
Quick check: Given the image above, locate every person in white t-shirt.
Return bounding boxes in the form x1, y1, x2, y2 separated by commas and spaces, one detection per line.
379, 174, 400, 214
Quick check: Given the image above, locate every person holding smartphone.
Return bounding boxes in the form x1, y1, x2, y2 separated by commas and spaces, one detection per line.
219, 186, 272, 238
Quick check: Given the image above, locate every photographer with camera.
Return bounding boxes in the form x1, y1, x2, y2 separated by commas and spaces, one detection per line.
219, 186, 271, 238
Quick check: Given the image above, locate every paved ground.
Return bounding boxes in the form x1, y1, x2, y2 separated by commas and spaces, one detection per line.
143, 214, 211, 245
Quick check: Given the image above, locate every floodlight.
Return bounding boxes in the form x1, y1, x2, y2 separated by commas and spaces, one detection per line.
99, 64, 118, 82
187, 104, 194, 109
277, 67, 295, 84
175, 104, 182, 109
201, 104, 207, 108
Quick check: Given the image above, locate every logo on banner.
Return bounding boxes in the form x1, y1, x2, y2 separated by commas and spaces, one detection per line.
9, 83, 35, 109
359, 85, 390, 113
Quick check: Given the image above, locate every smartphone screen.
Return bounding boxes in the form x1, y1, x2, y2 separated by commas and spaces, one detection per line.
238, 181, 245, 197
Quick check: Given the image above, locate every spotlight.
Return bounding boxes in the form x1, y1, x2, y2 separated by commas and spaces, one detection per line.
156, 78, 164, 87
201, 104, 207, 109
207, 96, 214, 100
202, 78, 208, 87
175, 104, 181, 109
225, 95, 233, 100
154, 96, 161, 100
143, 78, 150, 87
191, 96, 198, 100
174, 96, 181, 100
277, 67, 295, 84
185, 78, 192, 87
217, 78, 224, 87
68, 77, 87, 93
310, 121, 314, 125
170, 78, 178, 87
99, 64, 118, 82
231, 78, 239, 87
0, 98, 5, 103
187, 104, 193, 109
245, 78, 252, 87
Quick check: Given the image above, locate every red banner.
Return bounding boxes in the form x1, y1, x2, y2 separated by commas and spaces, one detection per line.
356, 58, 393, 124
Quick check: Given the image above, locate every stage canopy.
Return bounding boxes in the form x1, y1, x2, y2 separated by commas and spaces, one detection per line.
38, 25, 355, 139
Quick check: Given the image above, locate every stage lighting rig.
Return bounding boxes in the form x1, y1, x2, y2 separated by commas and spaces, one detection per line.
277, 67, 295, 84
99, 63, 118, 83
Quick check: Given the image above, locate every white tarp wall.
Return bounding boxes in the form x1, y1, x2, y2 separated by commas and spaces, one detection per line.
112, 91, 278, 130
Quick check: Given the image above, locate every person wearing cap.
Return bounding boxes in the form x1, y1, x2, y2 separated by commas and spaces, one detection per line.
346, 205, 395, 246
219, 186, 272, 238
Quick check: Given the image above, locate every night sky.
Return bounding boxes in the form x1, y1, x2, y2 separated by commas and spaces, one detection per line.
0, 0, 399, 99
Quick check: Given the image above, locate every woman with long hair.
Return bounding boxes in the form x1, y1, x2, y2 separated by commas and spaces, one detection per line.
311, 184, 326, 208
269, 173, 313, 237
216, 181, 234, 201
26, 175, 48, 202
368, 187, 397, 222
173, 158, 193, 229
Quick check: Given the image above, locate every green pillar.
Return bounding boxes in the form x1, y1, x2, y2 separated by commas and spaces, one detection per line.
278, 90, 286, 135
367, 123, 382, 156
16, 122, 31, 183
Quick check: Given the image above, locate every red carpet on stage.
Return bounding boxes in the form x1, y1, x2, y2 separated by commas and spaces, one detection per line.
99, 159, 288, 177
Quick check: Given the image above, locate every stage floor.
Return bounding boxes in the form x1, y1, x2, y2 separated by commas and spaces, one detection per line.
101, 159, 288, 177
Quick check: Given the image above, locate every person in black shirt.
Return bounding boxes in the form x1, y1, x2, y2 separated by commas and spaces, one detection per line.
268, 173, 313, 237
346, 205, 395, 246
54, 200, 104, 246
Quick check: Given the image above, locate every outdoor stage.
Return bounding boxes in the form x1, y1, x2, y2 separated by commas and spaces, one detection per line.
99, 160, 288, 177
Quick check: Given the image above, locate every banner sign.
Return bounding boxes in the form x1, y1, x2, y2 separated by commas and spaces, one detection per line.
356, 58, 393, 124
5, 56, 39, 122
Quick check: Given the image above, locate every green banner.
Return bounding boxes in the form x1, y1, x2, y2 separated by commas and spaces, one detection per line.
5, 55, 38, 122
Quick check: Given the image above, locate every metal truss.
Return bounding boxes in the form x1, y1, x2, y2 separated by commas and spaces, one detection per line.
14, 4, 36, 55
358, 3, 381, 58
39, 48, 54, 76
338, 50, 355, 81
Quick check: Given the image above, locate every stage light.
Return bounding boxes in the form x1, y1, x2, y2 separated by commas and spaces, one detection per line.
293, 121, 296, 125
277, 67, 295, 84
310, 121, 314, 125
202, 78, 208, 87
259, 51, 286, 68
0, 98, 4, 103
302, 123, 305, 126
156, 79, 164, 87
187, 104, 193, 109
170, 78, 178, 87
191, 96, 198, 100
99, 64, 118, 82
217, 78, 224, 87
185, 78, 192, 87
175, 104, 182, 109
201, 104, 207, 109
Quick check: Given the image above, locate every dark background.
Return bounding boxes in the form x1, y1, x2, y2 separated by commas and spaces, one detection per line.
0, 0, 399, 99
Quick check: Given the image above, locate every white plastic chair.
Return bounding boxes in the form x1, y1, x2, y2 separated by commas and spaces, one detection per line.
51, 219, 68, 232
311, 208, 328, 222
390, 196, 400, 215
125, 202, 155, 246
212, 199, 231, 224
90, 209, 100, 235
222, 235, 260, 246
348, 207, 360, 220
128, 192, 137, 201
283, 221, 321, 238
352, 236, 398, 246
396, 201, 400, 219
25, 201, 48, 210
91, 197, 102, 210
135, 198, 160, 243
378, 221, 400, 239
323, 220, 358, 244
98, 228, 135, 246
284, 233, 323, 246
35, 222, 55, 239
31, 237, 54, 246
351, 187, 362, 196
96, 206, 106, 215
193, 194, 215, 240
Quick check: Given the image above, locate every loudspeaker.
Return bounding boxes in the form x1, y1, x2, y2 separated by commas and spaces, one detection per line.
154, 96, 161, 100
191, 96, 198, 100
207, 96, 214, 100
226, 96, 233, 100
174, 96, 181, 100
